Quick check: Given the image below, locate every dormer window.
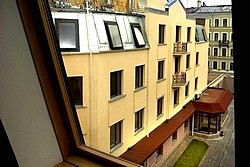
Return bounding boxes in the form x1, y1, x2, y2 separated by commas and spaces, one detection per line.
55, 19, 80, 52
104, 21, 123, 50
130, 23, 146, 48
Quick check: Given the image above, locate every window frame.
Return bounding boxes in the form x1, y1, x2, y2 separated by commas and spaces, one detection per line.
55, 18, 80, 52
130, 23, 146, 48
196, 52, 199, 65
158, 24, 165, 44
110, 121, 122, 149
214, 18, 219, 27
157, 96, 164, 116
110, 70, 122, 98
158, 60, 165, 80
17, 0, 140, 166
135, 65, 144, 89
68, 76, 83, 106
135, 108, 144, 132
187, 27, 191, 42
104, 21, 123, 50
173, 89, 179, 106
186, 54, 190, 69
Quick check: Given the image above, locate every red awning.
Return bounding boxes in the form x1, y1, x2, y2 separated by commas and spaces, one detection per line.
119, 101, 195, 165
120, 88, 233, 165
192, 87, 233, 113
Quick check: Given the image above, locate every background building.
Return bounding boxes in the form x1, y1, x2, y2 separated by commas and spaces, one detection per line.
186, 4, 233, 77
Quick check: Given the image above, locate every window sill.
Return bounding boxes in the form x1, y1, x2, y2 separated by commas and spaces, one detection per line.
134, 127, 144, 135
156, 113, 164, 120
134, 86, 146, 92
157, 78, 166, 83
109, 94, 126, 103
110, 142, 123, 153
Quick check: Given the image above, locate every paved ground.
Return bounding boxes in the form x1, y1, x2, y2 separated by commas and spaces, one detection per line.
160, 99, 235, 167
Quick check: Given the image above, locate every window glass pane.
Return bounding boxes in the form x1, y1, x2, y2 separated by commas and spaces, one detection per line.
59, 22, 76, 48
68, 77, 83, 105
110, 71, 122, 98
115, 122, 121, 144
133, 27, 145, 46
108, 24, 123, 48
110, 125, 115, 148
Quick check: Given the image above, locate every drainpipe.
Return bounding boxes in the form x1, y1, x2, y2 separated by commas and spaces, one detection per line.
145, 15, 149, 137
86, 0, 94, 147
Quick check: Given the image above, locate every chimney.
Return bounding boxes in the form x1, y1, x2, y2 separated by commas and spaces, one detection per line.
197, 0, 201, 7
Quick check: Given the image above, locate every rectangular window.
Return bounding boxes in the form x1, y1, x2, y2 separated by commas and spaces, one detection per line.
68, 76, 83, 106
156, 145, 163, 158
104, 21, 123, 50
230, 62, 233, 70
223, 19, 227, 27
222, 48, 227, 56
110, 70, 122, 98
174, 89, 179, 106
157, 96, 164, 116
196, 52, 199, 65
158, 60, 165, 80
221, 62, 226, 70
110, 121, 122, 149
186, 54, 190, 69
214, 48, 218, 56
174, 56, 180, 74
159, 24, 165, 44
135, 65, 144, 89
184, 120, 188, 129
55, 19, 79, 52
172, 131, 177, 141
187, 27, 191, 42
213, 61, 218, 69
231, 49, 233, 57
131, 23, 146, 48
135, 108, 144, 132
185, 83, 189, 97
215, 19, 219, 27
195, 77, 198, 90
222, 33, 227, 41
214, 33, 219, 41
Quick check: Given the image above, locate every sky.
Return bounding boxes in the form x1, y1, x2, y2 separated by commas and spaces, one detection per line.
180, 0, 232, 8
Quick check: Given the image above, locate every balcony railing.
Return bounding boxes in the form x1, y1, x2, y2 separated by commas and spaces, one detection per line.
172, 72, 186, 86
218, 40, 229, 47
173, 42, 187, 53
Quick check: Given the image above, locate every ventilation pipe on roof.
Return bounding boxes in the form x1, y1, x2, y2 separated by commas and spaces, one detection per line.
197, 0, 201, 7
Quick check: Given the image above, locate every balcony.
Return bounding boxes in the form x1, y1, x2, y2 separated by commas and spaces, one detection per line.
218, 40, 229, 47
172, 72, 186, 87
173, 42, 187, 53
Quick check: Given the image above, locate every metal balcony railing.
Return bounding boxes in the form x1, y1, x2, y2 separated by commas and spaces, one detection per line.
218, 40, 229, 47
173, 42, 187, 53
172, 72, 186, 86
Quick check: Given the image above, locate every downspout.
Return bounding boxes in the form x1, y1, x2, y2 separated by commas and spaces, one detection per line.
145, 15, 149, 137
86, 0, 94, 147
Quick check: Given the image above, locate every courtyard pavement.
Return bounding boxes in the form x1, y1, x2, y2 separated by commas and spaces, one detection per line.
159, 99, 235, 167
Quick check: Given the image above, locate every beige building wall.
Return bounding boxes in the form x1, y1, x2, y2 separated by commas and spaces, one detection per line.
58, 0, 209, 158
